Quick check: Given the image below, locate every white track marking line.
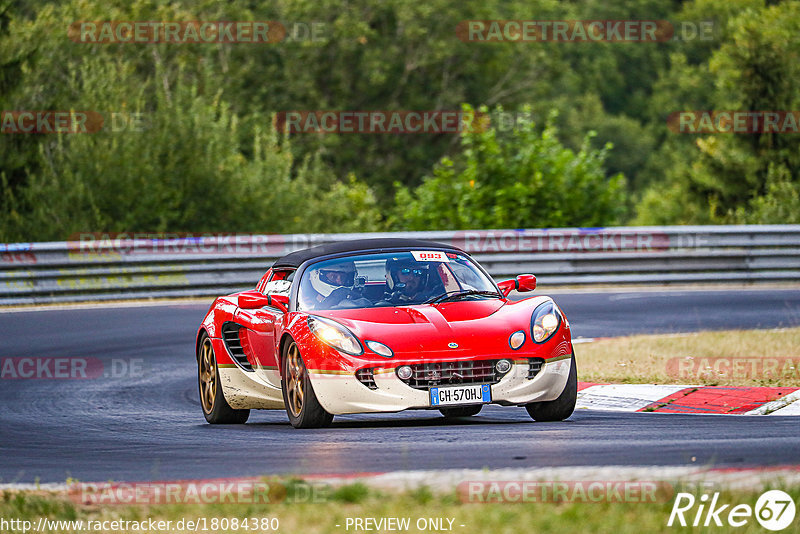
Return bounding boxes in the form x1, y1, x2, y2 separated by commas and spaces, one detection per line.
576, 384, 690, 412
745, 389, 800, 415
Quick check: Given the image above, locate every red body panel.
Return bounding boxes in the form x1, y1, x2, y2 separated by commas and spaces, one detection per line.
199, 291, 571, 375
234, 307, 280, 369
195, 242, 575, 417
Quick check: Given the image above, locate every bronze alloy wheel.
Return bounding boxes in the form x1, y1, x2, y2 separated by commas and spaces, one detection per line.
281, 338, 333, 428
196, 333, 249, 424
285, 341, 305, 417
199, 337, 217, 414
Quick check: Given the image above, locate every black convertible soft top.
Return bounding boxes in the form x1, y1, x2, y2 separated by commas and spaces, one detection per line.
272, 238, 464, 269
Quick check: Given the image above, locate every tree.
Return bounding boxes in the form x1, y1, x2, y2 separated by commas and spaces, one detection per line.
0, 2, 382, 241
393, 105, 626, 230
635, 0, 800, 224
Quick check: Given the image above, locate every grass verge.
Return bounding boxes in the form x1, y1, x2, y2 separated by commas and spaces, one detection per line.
577, 327, 800, 386
2, 483, 799, 534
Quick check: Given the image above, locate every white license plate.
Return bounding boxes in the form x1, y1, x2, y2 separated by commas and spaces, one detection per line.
429, 384, 491, 407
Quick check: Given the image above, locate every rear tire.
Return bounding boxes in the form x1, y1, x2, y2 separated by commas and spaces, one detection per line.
197, 333, 250, 424
281, 339, 334, 429
525, 354, 577, 422
439, 405, 483, 418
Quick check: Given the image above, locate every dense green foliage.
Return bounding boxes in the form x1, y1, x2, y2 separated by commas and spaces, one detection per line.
1, 0, 798, 241
394, 106, 626, 229
633, 0, 800, 224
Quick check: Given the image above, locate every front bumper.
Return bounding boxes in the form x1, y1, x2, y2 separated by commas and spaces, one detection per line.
309, 354, 573, 415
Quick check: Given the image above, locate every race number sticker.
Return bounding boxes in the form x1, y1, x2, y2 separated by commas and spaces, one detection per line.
411, 251, 449, 262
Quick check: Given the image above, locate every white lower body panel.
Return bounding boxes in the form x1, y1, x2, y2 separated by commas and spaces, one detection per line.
309, 357, 573, 415
218, 365, 285, 410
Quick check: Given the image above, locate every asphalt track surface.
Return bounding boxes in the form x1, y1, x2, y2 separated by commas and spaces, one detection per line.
1, 288, 799, 483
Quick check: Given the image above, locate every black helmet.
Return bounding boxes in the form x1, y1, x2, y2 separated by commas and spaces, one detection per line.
386, 257, 429, 291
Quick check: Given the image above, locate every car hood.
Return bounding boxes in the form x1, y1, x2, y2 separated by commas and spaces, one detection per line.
312, 298, 547, 356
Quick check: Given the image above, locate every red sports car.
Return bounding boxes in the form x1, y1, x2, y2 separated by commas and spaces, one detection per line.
196, 238, 577, 428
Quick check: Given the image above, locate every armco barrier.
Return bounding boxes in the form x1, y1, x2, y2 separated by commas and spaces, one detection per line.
1, 225, 799, 305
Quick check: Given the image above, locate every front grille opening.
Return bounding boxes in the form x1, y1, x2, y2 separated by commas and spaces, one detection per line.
355, 368, 378, 389
399, 360, 504, 390
221, 322, 254, 372
528, 358, 545, 379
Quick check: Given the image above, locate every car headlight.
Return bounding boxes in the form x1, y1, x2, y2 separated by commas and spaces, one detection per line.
365, 340, 394, 358
307, 316, 363, 355
531, 301, 561, 343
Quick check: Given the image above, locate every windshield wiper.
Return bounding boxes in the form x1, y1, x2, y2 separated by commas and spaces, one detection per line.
425, 290, 501, 304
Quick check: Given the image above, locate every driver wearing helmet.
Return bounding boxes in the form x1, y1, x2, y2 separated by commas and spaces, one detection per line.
308, 261, 361, 309
384, 258, 434, 304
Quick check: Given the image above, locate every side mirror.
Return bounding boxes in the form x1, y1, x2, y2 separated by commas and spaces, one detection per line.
515, 274, 537, 292
239, 291, 270, 309
270, 294, 290, 313
239, 291, 289, 312
497, 274, 537, 297
497, 279, 516, 297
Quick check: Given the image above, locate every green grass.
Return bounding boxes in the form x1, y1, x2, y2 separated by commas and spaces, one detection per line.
577, 327, 800, 386
3, 483, 799, 533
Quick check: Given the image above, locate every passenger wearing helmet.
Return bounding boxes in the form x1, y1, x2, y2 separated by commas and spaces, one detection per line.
306, 261, 364, 309
384, 258, 435, 304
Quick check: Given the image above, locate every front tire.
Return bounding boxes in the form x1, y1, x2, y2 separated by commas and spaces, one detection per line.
440, 405, 483, 418
525, 354, 577, 422
281, 339, 334, 429
197, 333, 250, 424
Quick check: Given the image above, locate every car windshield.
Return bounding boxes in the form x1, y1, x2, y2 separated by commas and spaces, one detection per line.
297, 250, 498, 311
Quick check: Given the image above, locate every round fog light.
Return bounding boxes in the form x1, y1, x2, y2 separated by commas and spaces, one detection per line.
496, 359, 512, 374
396, 365, 413, 380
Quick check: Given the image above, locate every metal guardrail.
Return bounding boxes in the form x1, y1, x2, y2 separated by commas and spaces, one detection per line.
1, 225, 799, 305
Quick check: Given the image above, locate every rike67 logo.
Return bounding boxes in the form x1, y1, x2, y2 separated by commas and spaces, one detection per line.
668, 490, 796, 531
